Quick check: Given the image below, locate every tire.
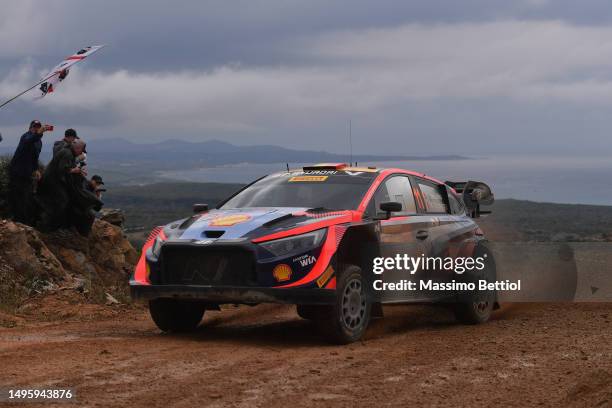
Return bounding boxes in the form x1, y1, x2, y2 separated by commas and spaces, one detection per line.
453, 243, 497, 324
318, 265, 371, 344
149, 298, 206, 333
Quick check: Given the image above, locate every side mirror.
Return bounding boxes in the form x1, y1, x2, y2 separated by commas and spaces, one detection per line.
378, 201, 402, 219
445, 180, 494, 218
193, 203, 209, 214
463, 181, 494, 218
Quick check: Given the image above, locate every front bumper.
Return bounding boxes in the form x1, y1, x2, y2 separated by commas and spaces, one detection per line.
130, 283, 337, 305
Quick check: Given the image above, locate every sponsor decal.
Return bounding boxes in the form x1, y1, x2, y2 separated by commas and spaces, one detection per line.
194, 239, 215, 245
289, 175, 329, 182
209, 214, 251, 227
273, 264, 293, 282
293, 254, 317, 267
317, 265, 335, 288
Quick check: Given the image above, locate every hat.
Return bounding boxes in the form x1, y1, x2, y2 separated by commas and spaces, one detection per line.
91, 175, 104, 185
29, 120, 42, 128
65, 128, 79, 139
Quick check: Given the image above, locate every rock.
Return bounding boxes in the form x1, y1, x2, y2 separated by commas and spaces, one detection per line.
105, 292, 120, 305
551, 232, 581, 242
99, 209, 125, 228
70, 277, 88, 292
0, 220, 66, 307
0, 311, 25, 328
0, 218, 137, 313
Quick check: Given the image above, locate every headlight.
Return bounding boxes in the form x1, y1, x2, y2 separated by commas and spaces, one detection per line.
259, 229, 326, 257
151, 235, 164, 257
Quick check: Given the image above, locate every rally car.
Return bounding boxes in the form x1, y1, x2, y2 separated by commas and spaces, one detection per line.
130, 163, 495, 343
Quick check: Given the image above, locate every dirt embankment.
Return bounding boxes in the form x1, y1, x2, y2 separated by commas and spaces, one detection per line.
0, 218, 139, 326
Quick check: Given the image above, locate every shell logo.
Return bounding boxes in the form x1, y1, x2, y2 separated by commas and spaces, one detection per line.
273, 264, 292, 282
209, 214, 251, 227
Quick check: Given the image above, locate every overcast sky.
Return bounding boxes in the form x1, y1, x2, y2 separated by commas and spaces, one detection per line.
2, 0, 612, 154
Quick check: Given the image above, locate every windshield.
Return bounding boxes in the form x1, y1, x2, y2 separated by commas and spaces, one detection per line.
221, 171, 376, 210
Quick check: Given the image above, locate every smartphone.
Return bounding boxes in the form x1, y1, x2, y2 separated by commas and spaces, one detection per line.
44, 124, 54, 131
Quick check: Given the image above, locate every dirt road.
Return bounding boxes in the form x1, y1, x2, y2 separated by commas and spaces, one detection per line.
1, 303, 611, 407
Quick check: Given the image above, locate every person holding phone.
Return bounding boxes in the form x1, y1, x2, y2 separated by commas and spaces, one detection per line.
8, 120, 52, 224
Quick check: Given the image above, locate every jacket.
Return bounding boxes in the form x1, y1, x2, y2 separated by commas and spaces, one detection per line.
53, 140, 69, 157
9, 131, 43, 179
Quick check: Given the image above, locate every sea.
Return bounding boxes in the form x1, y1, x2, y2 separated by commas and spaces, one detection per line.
158, 154, 612, 206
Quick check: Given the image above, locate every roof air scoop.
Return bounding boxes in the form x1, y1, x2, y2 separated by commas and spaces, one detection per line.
303, 163, 348, 171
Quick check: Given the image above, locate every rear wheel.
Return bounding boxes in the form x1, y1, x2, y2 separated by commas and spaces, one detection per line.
453, 243, 497, 324
149, 298, 205, 332
318, 265, 371, 344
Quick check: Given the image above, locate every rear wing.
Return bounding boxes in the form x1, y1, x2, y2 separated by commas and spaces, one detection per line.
445, 180, 494, 218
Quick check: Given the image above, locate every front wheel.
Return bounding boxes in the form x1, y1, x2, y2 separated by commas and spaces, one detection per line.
318, 265, 371, 344
149, 298, 205, 332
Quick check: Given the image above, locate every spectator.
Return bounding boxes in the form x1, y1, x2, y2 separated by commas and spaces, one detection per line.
53, 128, 79, 157
86, 175, 105, 200
8, 120, 51, 224
37, 140, 102, 235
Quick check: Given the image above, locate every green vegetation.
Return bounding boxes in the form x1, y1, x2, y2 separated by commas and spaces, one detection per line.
101, 181, 612, 247
102, 182, 244, 246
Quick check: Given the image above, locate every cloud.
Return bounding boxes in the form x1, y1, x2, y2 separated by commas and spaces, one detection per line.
308, 20, 612, 100
7, 22, 612, 111
4, 18, 612, 153
0, 2, 68, 58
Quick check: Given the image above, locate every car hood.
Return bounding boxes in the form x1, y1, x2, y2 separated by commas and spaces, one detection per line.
162, 207, 357, 242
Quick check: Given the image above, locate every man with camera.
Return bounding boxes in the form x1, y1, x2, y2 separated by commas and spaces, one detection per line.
8, 120, 52, 224
53, 128, 79, 157
86, 175, 105, 200
37, 139, 102, 235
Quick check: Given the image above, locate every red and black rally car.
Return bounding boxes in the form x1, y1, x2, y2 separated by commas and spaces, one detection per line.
131, 163, 495, 343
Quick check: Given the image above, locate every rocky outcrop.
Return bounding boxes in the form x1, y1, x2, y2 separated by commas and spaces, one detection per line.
99, 208, 126, 228
0, 218, 139, 318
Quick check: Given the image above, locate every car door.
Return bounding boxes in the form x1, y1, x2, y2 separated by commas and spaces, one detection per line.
413, 178, 474, 297
443, 184, 483, 272
365, 174, 433, 302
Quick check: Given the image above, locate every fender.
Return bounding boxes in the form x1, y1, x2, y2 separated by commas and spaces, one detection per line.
334, 221, 385, 316
132, 226, 164, 285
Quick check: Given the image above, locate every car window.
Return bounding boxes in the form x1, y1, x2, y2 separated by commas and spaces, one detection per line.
447, 186, 465, 215
221, 171, 373, 210
416, 181, 447, 213
367, 176, 417, 216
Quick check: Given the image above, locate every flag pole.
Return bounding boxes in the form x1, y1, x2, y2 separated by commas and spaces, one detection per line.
0, 72, 59, 110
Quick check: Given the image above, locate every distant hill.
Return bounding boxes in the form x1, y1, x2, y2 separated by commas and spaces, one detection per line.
77, 138, 469, 164
0, 138, 469, 169
0, 138, 470, 186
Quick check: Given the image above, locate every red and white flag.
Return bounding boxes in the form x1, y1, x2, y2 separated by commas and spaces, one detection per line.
38, 45, 105, 97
